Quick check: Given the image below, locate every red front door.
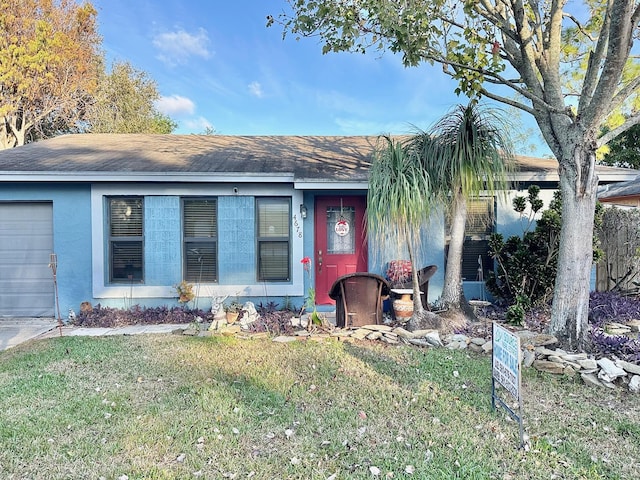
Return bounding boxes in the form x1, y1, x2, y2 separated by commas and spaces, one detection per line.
314, 196, 368, 304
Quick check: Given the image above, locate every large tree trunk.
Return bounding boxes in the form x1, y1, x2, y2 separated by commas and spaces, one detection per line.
549, 137, 599, 350
442, 193, 466, 307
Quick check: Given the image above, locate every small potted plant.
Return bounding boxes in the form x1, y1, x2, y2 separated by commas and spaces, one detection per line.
224, 301, 243, 323
174, 281, 195, 305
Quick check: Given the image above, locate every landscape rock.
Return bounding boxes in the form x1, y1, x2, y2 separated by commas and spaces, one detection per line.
522, 349, 536, 368
366, 331, 383, 340
560, 353, 588, 362
533, 360, 565, 375
629, 375, 640, 393
481, 341, 493, 353
528, 333, 559, 347
350, 329, 371, 340
581, 373, 606, 388
577, 359, 598, 371
407, 338, 434, 348
535, 346, 558, 357
627, 319, 640, 332
424, 331, 443, 347
617, 360, 640, 376
605, 322, 632, 335
362, 324, 393, 332
272, 336, 298, 343
597, 358, 627, 382
393, 327, 415, 339
412, 329, 439, 338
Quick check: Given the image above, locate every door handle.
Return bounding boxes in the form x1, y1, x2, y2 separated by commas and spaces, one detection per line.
317, 250, 323, 273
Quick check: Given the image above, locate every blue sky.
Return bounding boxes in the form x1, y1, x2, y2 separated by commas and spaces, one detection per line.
92, 0, 549, 156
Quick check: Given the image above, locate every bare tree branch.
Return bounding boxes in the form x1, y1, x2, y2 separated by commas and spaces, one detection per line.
597, 113, 640, 147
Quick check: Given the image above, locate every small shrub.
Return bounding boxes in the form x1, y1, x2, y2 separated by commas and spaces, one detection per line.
248, 302, 296, 335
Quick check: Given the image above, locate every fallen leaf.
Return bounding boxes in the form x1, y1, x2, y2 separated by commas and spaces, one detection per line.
369, 466, 381, 476
358, 411, 367, 419
405, 465, 415, 474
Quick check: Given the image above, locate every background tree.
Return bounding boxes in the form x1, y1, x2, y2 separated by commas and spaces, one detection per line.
271, 1, 640, 349
408, 102, 513, 319
0, 0, 101, 149
367, 135, 439, 329
600, 123, 640, 169
85, 61, 177, 134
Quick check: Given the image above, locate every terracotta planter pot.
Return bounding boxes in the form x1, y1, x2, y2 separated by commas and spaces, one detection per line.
393, 295, 413, 321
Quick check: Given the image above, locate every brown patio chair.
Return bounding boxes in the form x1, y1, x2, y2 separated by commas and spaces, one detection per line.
329, 272, 391, 328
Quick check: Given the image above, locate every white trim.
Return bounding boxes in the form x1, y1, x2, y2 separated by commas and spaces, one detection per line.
294, 180, 368, 190
1, 172, 295, 183
91, 184, 305, 300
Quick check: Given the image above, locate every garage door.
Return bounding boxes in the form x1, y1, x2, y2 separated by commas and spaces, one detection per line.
0, 203, 54, 317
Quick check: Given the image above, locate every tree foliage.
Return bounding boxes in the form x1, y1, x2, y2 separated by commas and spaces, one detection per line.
367, 135, 434, 324
406, 102, 514, 313
85, 61, 177, 134
600, 123, 640, 169
271, 1, 640, 348
0, 0, 101, 149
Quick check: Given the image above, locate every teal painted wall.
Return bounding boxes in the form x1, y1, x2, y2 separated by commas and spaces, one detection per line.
218, 196, 256, 284
145, 196, 181, 285
0, 183, 93, 316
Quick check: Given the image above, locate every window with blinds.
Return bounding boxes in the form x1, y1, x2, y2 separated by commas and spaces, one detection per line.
256, 198, 290, 281
445, 197, 495, 280
108, 197, 144, 282
183, 198, 218, 282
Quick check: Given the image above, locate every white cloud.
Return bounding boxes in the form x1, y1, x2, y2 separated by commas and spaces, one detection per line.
183, 116, 215, 133
153, 28, 211, 66
155, 95, 195, 116
248, 81, 264, 98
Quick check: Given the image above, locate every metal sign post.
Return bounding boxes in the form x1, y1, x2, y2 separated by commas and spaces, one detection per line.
492, 322, 525, 449
48, 253, 64, 336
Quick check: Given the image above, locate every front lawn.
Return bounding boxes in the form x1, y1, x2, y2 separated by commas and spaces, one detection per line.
0, 334, 638, 479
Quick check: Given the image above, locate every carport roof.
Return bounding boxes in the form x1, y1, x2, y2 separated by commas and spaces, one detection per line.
0, 133, 636, 186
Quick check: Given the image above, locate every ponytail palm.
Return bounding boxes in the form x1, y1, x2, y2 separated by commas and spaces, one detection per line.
367, 135, 434, 323
409, 102, 514, 313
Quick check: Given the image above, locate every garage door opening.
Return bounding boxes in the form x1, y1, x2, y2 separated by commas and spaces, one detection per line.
0, 202, 54, 317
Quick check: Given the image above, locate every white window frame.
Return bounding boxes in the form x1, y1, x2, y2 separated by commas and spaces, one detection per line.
91, 184, 304, 300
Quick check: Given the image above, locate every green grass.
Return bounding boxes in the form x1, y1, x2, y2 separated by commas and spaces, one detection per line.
0, 334, 638, 479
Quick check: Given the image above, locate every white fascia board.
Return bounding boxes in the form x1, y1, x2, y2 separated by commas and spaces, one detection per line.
0, 172, 295, 183
294, 180, 368, 190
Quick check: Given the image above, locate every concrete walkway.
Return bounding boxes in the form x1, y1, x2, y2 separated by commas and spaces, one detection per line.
0, 318, 187, 352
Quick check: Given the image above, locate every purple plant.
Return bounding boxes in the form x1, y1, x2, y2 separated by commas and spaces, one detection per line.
588, 291, 640, 327
248, 302, 296, 335
588, 291, 640, 364
75, 304, 209, 328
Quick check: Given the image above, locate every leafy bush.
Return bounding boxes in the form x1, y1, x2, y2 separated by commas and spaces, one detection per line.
487, 186, 603, 307
75, 304, 209, 328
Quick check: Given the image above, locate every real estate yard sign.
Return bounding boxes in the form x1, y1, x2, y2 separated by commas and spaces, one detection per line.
492, 322, 525, 448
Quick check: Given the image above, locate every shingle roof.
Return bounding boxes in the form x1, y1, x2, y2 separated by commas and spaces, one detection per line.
0, 133, 635, 184
598, 175, 640, 199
